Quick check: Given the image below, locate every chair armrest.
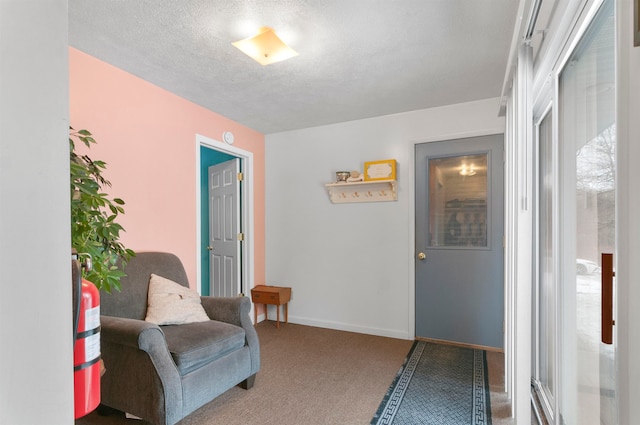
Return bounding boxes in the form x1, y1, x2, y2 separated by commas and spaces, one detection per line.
200, 296, 260, 375
100, 315, 179, 379
100, 315, 164, 350
200, 296, 250, 326
100, 315, 182, 425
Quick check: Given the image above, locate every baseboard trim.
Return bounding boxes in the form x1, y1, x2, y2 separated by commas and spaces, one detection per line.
255, 314, 411, 340
254, 315, 502, 349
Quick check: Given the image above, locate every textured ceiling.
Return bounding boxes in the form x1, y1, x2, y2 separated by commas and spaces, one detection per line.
69, 0, 519, 135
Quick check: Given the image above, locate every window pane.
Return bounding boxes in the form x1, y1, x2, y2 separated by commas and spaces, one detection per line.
558, 0, 616, 423
428, 153, 488, 247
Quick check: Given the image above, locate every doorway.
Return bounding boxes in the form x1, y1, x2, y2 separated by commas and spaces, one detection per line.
195, 134, 255, 301
200, 148, 238, 295
531, 0, 617, 423
557, 1, 617, 423
415, 134, 505, 349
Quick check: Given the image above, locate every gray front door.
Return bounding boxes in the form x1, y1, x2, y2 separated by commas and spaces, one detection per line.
208, 158, 241, 297
415, 134, 504, 348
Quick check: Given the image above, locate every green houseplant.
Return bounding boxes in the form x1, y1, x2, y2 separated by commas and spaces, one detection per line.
70, 127, 134, 292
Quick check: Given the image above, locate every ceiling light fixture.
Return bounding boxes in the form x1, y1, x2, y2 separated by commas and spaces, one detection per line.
459, 165, 476, 177
232, 27, 298, 66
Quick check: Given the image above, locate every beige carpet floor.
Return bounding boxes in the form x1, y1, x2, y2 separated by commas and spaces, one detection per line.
77, 321, 515, 425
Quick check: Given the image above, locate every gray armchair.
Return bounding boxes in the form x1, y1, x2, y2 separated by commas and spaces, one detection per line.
99, 252, 260, 425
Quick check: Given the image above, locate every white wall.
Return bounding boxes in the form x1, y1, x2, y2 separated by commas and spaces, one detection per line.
0, 1, 73, 424
265, 98, 505, 339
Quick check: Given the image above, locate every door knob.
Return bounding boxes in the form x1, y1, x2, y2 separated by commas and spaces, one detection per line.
207, 246, 213, 251
417, 252, 426, 260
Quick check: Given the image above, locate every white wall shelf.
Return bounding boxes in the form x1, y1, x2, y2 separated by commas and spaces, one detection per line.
325, 180, 397, 203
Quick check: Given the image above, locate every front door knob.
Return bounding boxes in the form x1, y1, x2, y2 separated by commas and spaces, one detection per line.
418, 252, 426, 260
207, 246, 213, 251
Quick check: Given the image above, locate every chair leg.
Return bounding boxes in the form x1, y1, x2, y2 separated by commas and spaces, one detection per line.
239, 374, 256, 390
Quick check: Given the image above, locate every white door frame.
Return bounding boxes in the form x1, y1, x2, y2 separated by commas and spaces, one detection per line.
195, 134, 255, 316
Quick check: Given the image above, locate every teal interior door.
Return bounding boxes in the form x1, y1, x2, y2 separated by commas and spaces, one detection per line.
415, 134, 504, 348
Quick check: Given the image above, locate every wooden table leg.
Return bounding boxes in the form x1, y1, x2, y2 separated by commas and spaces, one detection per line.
284, 302, 288, 324
276, 304, 280, 328
254, 305, 257, 325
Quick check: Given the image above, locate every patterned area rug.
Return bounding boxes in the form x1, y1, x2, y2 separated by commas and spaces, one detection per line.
371, 340, 492, 425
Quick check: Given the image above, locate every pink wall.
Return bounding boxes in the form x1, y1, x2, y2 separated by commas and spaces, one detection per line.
69, 47, 265, 290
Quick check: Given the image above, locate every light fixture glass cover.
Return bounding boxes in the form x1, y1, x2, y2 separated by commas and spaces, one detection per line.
232, 27, 298, 65
459, 165, 477, 176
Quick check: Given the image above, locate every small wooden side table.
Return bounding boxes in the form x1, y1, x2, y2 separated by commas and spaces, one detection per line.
250, 285, 291, 328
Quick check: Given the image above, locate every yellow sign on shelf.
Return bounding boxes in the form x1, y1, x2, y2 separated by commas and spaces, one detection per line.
364, 159, 396, 181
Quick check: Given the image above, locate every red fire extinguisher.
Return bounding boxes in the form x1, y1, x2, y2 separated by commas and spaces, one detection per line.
72, 254, 101, 419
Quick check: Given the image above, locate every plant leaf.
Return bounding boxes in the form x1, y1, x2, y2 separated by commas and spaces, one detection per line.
69, 126, 134, 292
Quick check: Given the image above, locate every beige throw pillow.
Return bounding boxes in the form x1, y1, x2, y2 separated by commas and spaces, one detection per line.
145, 273, 210, 325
